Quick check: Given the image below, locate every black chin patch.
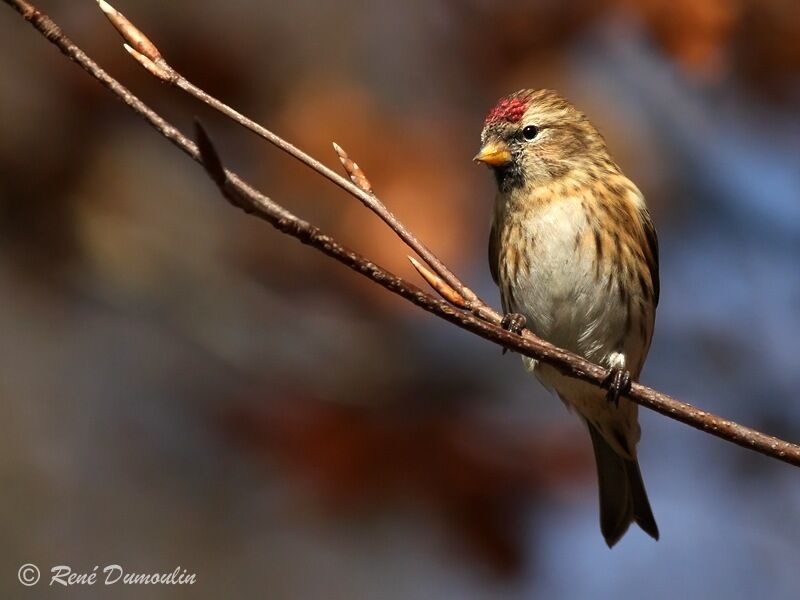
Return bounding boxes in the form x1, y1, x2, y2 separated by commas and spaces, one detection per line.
493, 162, 525, 193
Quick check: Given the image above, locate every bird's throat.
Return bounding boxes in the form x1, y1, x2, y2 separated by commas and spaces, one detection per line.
493, 162, 526, 194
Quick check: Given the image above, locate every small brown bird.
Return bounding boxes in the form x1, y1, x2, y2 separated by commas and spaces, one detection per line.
476, 89, 660, 547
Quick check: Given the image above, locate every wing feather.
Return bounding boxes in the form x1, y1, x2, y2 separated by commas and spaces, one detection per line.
641, 211, 660, 306
488, 220, 500, 286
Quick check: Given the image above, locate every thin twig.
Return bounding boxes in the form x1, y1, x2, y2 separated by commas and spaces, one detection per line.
4, 0, 800, 469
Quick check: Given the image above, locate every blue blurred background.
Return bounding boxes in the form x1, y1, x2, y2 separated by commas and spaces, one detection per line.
1, 0, 799, 598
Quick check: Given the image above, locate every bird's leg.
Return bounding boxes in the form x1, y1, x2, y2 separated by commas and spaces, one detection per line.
603, 368, 631, 406
500, 312, 526, 354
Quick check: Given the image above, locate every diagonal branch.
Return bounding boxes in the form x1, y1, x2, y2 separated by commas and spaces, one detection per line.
4, 0, 800, 469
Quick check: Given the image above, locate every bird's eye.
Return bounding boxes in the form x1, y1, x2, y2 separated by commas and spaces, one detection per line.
522, 125, 539, 141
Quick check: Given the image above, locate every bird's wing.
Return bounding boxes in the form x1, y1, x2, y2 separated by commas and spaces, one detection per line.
488, 219, 500, 286
641, 210, 660, 306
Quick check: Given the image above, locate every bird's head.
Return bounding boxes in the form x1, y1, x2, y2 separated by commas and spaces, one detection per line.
475, 89, 611, 193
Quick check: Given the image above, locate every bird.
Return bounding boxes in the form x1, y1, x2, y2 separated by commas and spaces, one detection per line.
475, 89, 660, 547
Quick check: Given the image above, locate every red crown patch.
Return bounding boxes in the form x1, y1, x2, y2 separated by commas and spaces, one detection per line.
484, 97, 528, 125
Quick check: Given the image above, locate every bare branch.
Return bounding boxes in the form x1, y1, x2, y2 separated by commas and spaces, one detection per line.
4, 0, 800, 469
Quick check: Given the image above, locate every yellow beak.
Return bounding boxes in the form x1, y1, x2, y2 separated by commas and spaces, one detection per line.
473, 140, 512, 167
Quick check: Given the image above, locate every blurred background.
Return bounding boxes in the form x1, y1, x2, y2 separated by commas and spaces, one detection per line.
2, 0, 800, 598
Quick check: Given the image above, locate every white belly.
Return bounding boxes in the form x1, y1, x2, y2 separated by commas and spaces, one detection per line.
505, 197, 629, 366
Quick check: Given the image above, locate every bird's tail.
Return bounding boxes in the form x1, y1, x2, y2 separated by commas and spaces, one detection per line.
586, 421, 659, 547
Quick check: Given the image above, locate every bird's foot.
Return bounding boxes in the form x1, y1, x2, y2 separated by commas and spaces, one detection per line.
603, 368, 631, 406
500, 312, 526, 354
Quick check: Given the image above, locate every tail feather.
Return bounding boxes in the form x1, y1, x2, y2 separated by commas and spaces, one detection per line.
587, 421, 659, 547
625, 453, 659, 541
